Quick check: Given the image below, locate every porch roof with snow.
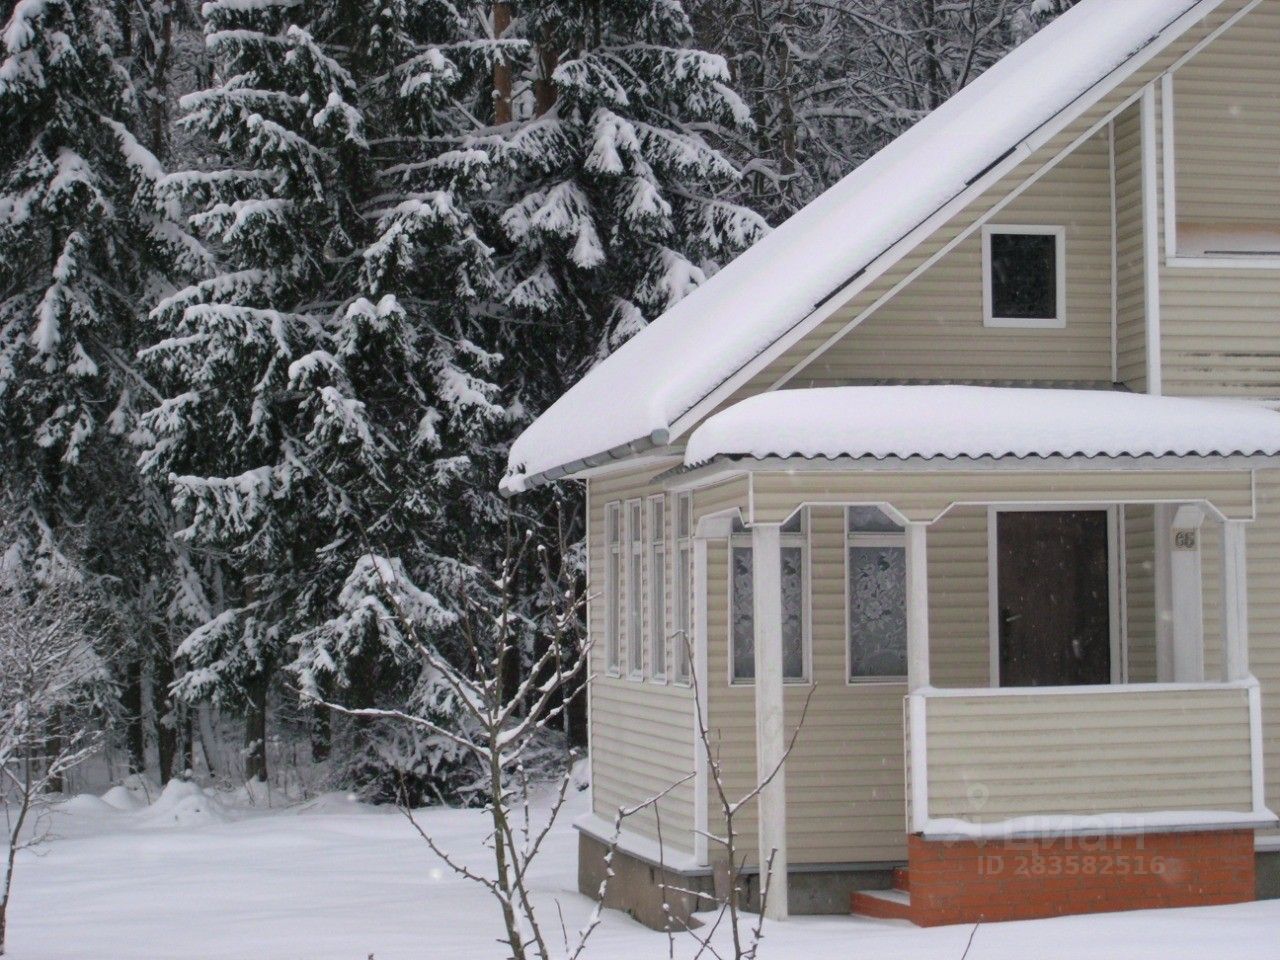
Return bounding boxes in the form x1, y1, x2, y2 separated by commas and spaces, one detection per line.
502, 0, 1223, 495
680, 387, 1280, 470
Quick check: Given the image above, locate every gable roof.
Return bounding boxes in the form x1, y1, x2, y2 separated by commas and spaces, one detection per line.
502, 0, 1219, 495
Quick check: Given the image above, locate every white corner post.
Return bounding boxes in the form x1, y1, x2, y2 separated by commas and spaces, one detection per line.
1169, 506, 1206, 683
1220, 519, 1250, 682
1153, 504, 1175, 682
1140, 81, 1163, 397
906, 523, 931, 691
692, 533, 710, 867
906, 522, 931, 836
751, 521, 788, 921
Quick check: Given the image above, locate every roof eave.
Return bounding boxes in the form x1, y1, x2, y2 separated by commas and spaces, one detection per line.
501, 428, 671, 497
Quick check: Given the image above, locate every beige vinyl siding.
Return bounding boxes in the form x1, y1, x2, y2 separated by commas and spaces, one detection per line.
1161, 268, 1280, 396
1160, 4, 1280, 397
705, 507, 908, 866
1114, 104, 1147, 390
1123, 505, 1159, 682
777, 127, 1114, 386
692, 476, 749, 520
587, 463, 696, 853
922, 687, 1256, 822
1173, 0, 1280, 228
746, 469, 1256, 525
928, 508, 991, 689
717, 0, 1256, 403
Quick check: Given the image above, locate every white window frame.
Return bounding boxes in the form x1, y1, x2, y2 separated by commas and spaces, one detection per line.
985, 505, 1124, 689
647, 495, 667, 683
727, 511, 812, 687
673, 492, 694, 686
604, 501, 622, 676
625, 498, 644, 679
982, 224, 1067, 329
844, 507, 909, 686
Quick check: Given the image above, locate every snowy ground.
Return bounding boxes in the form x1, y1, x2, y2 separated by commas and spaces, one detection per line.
7, 780, 1280, 960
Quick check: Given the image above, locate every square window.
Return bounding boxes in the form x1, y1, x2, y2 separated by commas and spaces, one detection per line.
984, 227, 1064, 328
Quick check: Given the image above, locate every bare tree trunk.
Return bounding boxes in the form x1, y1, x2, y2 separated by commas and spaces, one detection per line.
153, 645, 177, 784
121, 658, 146, 774
534, 36, 559, 117
493, 2, 513, 124
243, 671, 269, 783
0, 783, 27, 957
309, 703, 330, 763
197, 703, 219, 779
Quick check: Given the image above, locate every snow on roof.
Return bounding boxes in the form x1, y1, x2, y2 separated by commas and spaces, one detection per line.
503, 0, 1214, 494
682, 386, 1280, 467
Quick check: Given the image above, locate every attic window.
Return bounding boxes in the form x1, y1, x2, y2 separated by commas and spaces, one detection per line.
982, 226, 1066, 329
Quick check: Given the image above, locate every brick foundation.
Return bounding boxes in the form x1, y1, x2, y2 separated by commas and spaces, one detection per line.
906, 830, 1256, 927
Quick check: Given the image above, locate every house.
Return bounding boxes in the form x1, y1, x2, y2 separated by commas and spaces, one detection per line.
502, 0, 1280, 928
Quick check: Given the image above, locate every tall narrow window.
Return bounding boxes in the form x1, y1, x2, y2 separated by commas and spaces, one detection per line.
605, 502, 622, 674
626, 499, 644, 677
982, 226, 1066, 328
846, 506, 908, 681
674, 493, 693, 685
647, 496, 667, 681
730, 512, 808, 684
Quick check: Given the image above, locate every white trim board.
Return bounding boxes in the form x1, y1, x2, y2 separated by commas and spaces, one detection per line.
920, 810, 1279, 842
574, 814, 705, 875
981, 225, 1068, 329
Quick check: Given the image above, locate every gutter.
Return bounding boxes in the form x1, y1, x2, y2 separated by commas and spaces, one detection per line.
501, 428, 671, 496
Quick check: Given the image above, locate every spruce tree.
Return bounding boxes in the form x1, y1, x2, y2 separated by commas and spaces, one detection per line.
139, 0, 508, 788
498, 0, 767, 383
0, 0, 205, 781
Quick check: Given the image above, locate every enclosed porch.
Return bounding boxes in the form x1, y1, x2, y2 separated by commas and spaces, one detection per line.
678, 386, 1280, 923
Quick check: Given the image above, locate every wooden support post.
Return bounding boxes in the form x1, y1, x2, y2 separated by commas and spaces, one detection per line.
1169, 506, 1205, 683
1221, 520, 1250, 682
751, 522, 788, 921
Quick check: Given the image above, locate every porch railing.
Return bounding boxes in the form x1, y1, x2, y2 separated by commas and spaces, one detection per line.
905, 680, 1274, 840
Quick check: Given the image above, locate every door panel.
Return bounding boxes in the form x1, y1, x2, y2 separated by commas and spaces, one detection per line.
997, 511, 1112, 687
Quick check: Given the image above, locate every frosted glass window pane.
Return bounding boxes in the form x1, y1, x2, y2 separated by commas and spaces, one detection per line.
675, 544, 692, 682
731, 547, 755, 681
732, 546, 805, 682
848, 545, 908, 678
781, 546, 804, 678
847, 506, 903, 533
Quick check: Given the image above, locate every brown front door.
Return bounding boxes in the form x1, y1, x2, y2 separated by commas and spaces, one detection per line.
997, 510, 1112, 687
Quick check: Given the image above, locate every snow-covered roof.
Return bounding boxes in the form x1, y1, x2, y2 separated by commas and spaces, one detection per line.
682, 386, 1280, 467
503, 0, 1215, 494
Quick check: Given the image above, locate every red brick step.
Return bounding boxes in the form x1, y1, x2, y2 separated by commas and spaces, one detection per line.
849, 888, 913, 922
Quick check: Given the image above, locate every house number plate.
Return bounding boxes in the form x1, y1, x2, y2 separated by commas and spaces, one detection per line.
1174, 530, 1198, 551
